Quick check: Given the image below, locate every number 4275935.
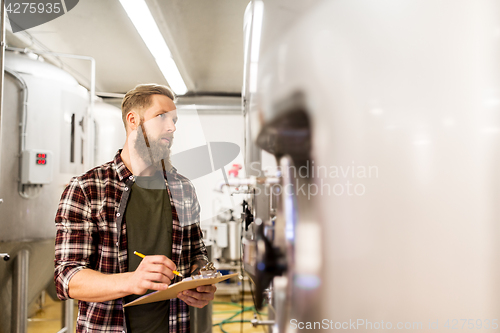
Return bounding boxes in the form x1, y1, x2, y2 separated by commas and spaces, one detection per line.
6, 3, 61, 14
444, 319, 498, 329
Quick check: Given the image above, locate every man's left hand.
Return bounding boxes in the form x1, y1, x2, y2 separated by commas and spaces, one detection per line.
177, 285, 216, 308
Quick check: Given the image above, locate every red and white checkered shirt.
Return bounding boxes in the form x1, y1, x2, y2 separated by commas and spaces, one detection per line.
54, 150, 208, 333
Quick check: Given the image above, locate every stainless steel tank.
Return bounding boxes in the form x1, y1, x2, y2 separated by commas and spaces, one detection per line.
0, 51, 124, 333
222, 220, 242, 262
250, 0, 500, 331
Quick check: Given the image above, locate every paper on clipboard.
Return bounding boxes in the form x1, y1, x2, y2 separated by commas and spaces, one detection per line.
124, 273, 238, 307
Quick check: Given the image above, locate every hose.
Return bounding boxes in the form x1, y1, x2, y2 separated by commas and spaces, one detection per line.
213, 305, 254, 333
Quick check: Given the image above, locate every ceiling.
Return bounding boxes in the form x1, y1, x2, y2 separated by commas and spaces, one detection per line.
6, 0, 249, 96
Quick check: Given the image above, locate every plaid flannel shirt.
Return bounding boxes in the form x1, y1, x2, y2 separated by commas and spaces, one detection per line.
54, 150, 208, 333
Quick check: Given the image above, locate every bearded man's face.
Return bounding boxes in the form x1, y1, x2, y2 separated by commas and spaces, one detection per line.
134, 117, 173, 168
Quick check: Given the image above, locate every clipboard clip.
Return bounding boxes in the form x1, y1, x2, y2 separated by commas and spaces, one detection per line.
183, 261, 220, 281
200, 262, 216, 274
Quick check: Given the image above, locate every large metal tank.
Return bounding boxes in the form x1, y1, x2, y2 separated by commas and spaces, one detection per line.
250, 0, 500, 331
0, 51, 124, 333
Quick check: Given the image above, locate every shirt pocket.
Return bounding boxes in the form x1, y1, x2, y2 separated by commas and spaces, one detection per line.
96, 201, 118, 233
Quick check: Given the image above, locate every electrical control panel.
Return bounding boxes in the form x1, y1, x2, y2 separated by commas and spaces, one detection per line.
20, 150, 53, 184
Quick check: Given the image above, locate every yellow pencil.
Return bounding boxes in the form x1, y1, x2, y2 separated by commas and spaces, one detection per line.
133, 251, 184, 278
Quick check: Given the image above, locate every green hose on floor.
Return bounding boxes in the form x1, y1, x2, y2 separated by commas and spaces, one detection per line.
212, 300, 269, 332
213, 301, 243, 307
212, 305, 255, 333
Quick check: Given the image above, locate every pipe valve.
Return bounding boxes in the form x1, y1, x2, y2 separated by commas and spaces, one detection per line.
251, 314, 275, 327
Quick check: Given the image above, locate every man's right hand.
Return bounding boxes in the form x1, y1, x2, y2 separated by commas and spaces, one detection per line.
127, 255, 176, 295
67, 256, 177, 302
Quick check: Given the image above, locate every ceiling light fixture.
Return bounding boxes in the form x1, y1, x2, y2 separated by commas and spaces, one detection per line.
119, 0, 188, 95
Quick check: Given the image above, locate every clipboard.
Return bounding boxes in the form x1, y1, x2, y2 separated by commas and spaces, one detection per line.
124, 273, 238, 307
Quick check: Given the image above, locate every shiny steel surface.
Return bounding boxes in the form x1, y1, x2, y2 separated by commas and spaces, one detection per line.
12, 249, 28, 333
0, 0, 5, 180
0, 52, 88, 241
61, 299, 74, 333
255, 0, 500, 330
0, 52, 123, 333
222, 221, 241, 261
242, 1, 262, 177
0, 240, 54, 333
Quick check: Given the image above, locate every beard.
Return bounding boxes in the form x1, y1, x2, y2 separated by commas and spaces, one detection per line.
133, 121, 173, 171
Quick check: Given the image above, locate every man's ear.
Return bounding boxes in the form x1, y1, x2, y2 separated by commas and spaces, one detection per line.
126, 111, 139, 131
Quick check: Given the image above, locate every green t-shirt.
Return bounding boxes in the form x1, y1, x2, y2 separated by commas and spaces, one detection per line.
124, 172, 173, 333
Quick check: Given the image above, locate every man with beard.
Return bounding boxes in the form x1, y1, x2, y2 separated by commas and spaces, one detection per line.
54, 84, 215, 333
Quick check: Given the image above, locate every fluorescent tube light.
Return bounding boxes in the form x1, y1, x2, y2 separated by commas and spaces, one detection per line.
119, 0, 188, 95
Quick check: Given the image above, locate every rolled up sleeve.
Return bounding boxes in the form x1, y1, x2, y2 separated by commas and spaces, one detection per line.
54, 177, 94, 300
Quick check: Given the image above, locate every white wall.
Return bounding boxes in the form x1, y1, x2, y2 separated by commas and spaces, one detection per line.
173, 110, 246, 226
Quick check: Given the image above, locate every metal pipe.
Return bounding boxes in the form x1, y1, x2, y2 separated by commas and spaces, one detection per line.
0, 252, 10, 261
4, 67, 34, 199
88, 57, 95, 168
14, 75, 27, 153
251, 314, 275, 327
6, 46, 96, 169
4, 68, 28, 152
215, 176, 280, 192
215, 177, 255, 192
61, 299, 74, 333
12, 249, 29, 333
0, 0, 6, 178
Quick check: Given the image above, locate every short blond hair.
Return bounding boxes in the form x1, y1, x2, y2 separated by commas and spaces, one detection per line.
121, 84, 176, 129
